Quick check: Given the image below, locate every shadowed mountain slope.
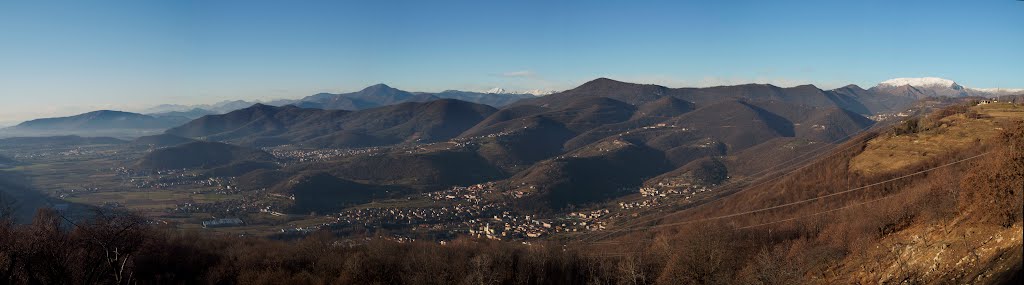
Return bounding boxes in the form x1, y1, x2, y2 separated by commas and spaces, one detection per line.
271, 172, 378, 214
511, 78, 675, 109
10, 110, 189, 131
131, 134, 196, 148
299, 84, 439, 110
135, 141, 275, 170
167, 99, 497, 148
156, 78, 895, 211
499, 98, 876, 209
296, 149, 505, 191
164, 104, 329, 140
428, 90, 537, 107
514, 77, 915, 116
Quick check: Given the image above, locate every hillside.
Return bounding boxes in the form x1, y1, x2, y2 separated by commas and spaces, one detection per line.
148, 108, 217, 119
10, 110, 189, 131
0, 155, 17, 168
591, 101, 1023, 284
164, 104, 328, 140
300, 84, 438, 110
321, 99, 498, 145
300, 149, 504, 191
0, 110, 191, 138
270, 172, 378, 214
436, 94, 876, 209
135, 141, 275, 170
154, 78, 919, 212
131, 134, 196, 148
168, 99, 498, 148
429, 90, 536, 107
510, 139, 673, 209
204, 161, 280, 178
512, 78, 676, 108
142, 100, 264, 114
850, 102, 1016, 176
500, 99, 877, 209
1, 84, 1018, 285
831, 84, 918, 114
512, 78, 913, 116
226, 79, 885, 210
296, 84, 537, 110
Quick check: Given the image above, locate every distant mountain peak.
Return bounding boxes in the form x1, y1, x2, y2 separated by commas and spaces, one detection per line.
10, 109, 188, 132
837, 84, 865, 91
248, 103, 277, 110
485, 87, 507, 94
362, 83, 395, 91
878, 77, 961, 89
792, 84, 820, 90
972, 87, 1024, 93
484, 87, 553, 96
585, 77, 625, 85
870, 77, 1000, 98
574, 77, 642, 90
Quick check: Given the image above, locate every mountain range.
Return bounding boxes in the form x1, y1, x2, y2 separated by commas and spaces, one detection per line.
10, 110, 188, 131
158, 77, 948, 212
140, 85, 544, 118
484, 87, 554, 96
91, 76, 1020, 212
5, 77, 1020, 211
135, 141, 275, 170
289, 84, 544, 110
8, 77, 1018, 140
0, 110, 191, 138
869, 77, 1024, 99
0, 86, 539, 138
0, 76, 1019, 222
166, 99, 499, 148
142, 100, 284, 115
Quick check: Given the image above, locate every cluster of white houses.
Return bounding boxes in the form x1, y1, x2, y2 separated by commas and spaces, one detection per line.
202, 218, 243, 228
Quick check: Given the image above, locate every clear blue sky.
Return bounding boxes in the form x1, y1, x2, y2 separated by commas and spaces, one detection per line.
1, 0, 1022, 124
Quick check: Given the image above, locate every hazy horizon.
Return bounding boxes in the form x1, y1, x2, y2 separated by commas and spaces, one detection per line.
2, 0, 1022, 124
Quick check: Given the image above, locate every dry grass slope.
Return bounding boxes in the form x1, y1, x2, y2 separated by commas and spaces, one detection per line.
851, 102, 1023, 175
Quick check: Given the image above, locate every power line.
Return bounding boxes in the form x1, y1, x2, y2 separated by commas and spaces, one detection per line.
580, 187, 904, 257
582, 120, 895, 242
736, 192, 895, 230
575, 110, 891, 241
586, 151, 988, 244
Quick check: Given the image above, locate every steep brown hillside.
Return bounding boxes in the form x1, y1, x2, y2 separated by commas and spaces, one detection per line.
588, 101, 1023, 284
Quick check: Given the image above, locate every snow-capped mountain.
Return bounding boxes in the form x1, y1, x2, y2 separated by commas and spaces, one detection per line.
878, 77, 963, 89
872, 77, 1022, 98
484, 87, 554, 96
141, 100, 282, 115
484, 87, 508, 94
972, 88, 1024, 94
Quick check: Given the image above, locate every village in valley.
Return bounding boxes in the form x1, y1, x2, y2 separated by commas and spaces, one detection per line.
0, 133, 735, 243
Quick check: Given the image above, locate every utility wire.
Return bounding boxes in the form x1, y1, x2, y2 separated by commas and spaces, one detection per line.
586, 151, 988, 244
583, 120, 896, 242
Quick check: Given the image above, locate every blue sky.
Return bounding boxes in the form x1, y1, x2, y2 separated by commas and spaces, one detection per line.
0, 0, 1022, 124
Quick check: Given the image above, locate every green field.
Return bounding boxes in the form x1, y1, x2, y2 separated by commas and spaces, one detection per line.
1, 145, 320, 237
